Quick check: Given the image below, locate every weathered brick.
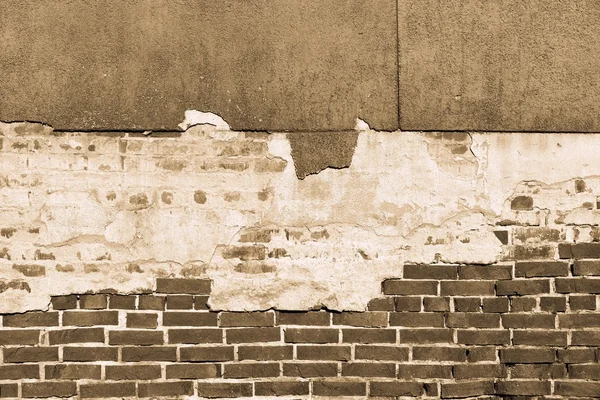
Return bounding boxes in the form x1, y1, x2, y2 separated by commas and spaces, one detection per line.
220, 311, 274, 327
370, 381, 423, 397
312, 381, 366, 396
453, 364, 506, 379
510, 363, 566, 379
108, 294, 135, 309
276, 311, 330, 326
238, 345, 293, 360
453, 297, 481, 312
63, 346, 117, 361
197, 382, 253, 398
80, 383, 136, 399
570, 295, 596, 310
556, 278, 600, 293
51, 295, 77, 310
390, 312, 444, 327
423, 296, 450, 311
283, 362, 338, 377
502, 313, 555, 329
458, 265, 512, 280
3, 347, 58, 363
558, 348, 596, 363
497, 279, 550, 295
457, 330, 510, 345
168, 328, 223, 344
560, 314, 600, 328
383, 280, 438, 295
560, 243, 600, 259
122, 346, 177, 361
165, 364, 220, 379
180, 346, 234, 362
515, 261, 569, 277
540, 296, 567, 312
284, 328, 338, 343
342, 328, 395, 343
397, 365, 452, 379
297, 345, 351, 361
80, 294, 107, 309
0, 329, 40, 345
106, 365, 161, 380
395, 296, 422, 311
332, 312, 388, 327
45, 364, 101, 380
401, 329, 453, 343
413, 346, 467, 362
156, 278, 211, 294
223, 362, 280, 378
355, 345, 409, 361
446, 312, 500, 328
510, 297, 536, 311
22, 382, 77, 398
572, 330, 600, 345
499, 348, 556, 363
467, 346, 497, 362
403, 264, 457, 279
512, 244, 555, 260
441, 381, 495, 399
3, 312, 58, 327
138, 295, 165, 310
138, 382, 193, 398
0, 365, 39, 380
194, 295, 210, 310
555, 381, 600, 397
226, 327, 280, 343
340, 362, 394, 378
495, 380, 551, 396
255, 381, 309, 396
108, 330, 163, 345
574, 260, 600, 276
440, 281, 495, 296
367, 297, 395, 311
126, 312, 158, 329
512, 330, 567, 346
0, 384, 18, 398
167, 295, 194, 309
482, 297, 509, 313
62, 311, 118, 326
163, 311, 218, 326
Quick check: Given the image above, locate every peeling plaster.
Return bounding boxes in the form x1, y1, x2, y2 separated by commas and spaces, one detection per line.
178, 110, 231, 131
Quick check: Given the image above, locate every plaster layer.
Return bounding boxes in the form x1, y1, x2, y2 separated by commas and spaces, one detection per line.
0, 122, 597, 313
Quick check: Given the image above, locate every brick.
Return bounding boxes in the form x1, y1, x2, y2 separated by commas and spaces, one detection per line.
401, 329, 453, 343
403, 264, 457, 279
370, 381, 423, 397
342, 362, 395, 377
390, 312, 444, 327
555, 381, 600, 397
395, 296, 422, 311
453, 297, 481, 312
499, 348, 556, 363
122, 346, 177, 361
540, 296, 567, 312
180, 346, 234, 362
495, 380, 551, 396
367, 297, 395, 311
51, 295, 77, 310
426, 383, 440, 398
312, 381, 366, 396
62, 310, 118, 326
238, 345, 293, 360
572, 330, 600, 345
482, 297, 509, 313
570, 295, 596, 310
467, 346, 496, 362
556, 278, 600, 293
502, 313, 555, 329
63, 346, 117, 361
574, 260, 600, 276
0, 384, 18, 398
284, 328, 338, 343
423, 296, 450, 311
453, 364, 506, 379
512, 245, 555, 260
45, 364, 101, 380
297, 345, 351, 361
220, 311, 274, 327
166, 364, 220, 379
194, 295, 210, 310
22, 382, 77, 398
560, 314, 600, 328
446, 312, 500, 328
106, 365, 161, 380
3, 312, 58, 327
80, 294, 107, 309
126, 312, 158, 329
440, 280, 495, 296
0, 365, 39, 380
138, 382, 193, 398
223, 362, 280, 378
563, 243, 600, 259
383, 280, 438, 295
108, 330, 163, 345
558, 348, 596, 363
564, 364, 600, 380
226, 327, 280, 343
3, 347, 58, 363
513, 330, 567, 346
457, 330, 510, 345
138, 295, 165, 310
510, 297, 536, 311
255, 381, 309, 396
515, 261, 569, 277
458, 265, 512, 280
355, 345, 409, 361
283, 362, 338, 377
441, 381, 495, 399
497, 279, 550, 295
108, 294, 135, 309
413, 346, 467, 362
342, 328, 395, 343
156, 278, 211, 294
332, 312, 388, 327
168, 328, 223, 344
197, 382, 253, 398
276, 311, 330, 326
398, 365, 452, 379
80, 383, 136, 398
0, 329, 40, 345
167, 295, 194, 309
163, 311, 218, 326
510, 363, 565, 379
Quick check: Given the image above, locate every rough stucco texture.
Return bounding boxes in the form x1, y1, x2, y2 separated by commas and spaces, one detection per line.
0, 0, 398, 131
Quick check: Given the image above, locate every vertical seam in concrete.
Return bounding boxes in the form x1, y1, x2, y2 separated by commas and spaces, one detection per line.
395, 0, 401, 129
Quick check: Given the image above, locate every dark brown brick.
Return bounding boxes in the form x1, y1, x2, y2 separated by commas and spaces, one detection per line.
3, 312, 58, 327
510, 364, 565, 379
63, 346, 118, 362
22, 382, 77, 398
502, 313, 555, 329
276, 311, 330, 326
126, 312, 158, 329
223, 362, 279, 378
220, 311, 274, 327
313, 381, 366, 396
572, 330, 600, 345
138, 295, 165, 310
495, 380, 551, 396
156, 278, 211, 294
401, 329, 453, 343
284, 328, 338, 343
0, 384, 18, 398
238, 345, 293, 360
3, 347, 58, 363
513, 330, 567, 346
226, 327, 280, 343
332, 312, 387, 327
574, 260, 600, 276
297, 345, 351, 361
80, 383, 136, 399
62, 311, 118, 326
500, 348, 556, 363
367, 297, 395, 311
51, 295, 77, 310
255, 381, 309, 396
510, 297, 536, 311
370, 381, 423, 397
467, 346, 496, 362
515, 261, 569, 277
413, 346, 467, 362
404, 264, 457, 279
453, 297, 481, 312
197, 382, 253, 398
165, 364, 220, 379
194, 295, 210, 310
555, 381, 600, 397
441, 381, 495, 399
108, 295, 135, 310
395, 296, 422, 311
397, 364, 452, 379
106, 365, 161, 380
426, 382, 440, 397
383, 280, 438, 295
342, 362, 395, 377
540, 296, 567, 312
163, 311, 217, 326
108, 330, 163, 345
45, 364, 101, 380
169, 328, 223, 344
556, 278, 600, 293
180, 346, 234, 362
423, 296, 450, 311
122, 346, 176, 361
0, 329, 40, 345
167, 295, 194, 309
355, 345, 409, 361
560, 313, 600, 328
457, 330, 510, 345
497, 279, 550, 295
446, 312, 500, 328
342, 328, 395, 343
512, 244, 555, 260
570, 295, 597, 310
0, 365, 39, 380
283, 362, 338, 377
558, 348, 596, 363
138, 382, 193, 397
482, 297, 509, 313
390, 312, 444, 327
441, 281, 495, 296
459, 265, 512, 280
562, 243, 600, 259
453, 364, 506, 379
80, 294, 107, 309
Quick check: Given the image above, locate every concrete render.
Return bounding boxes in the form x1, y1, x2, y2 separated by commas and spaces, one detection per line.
0, 120, 598, 313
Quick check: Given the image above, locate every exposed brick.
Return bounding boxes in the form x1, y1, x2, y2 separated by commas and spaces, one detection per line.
440, 280, 495, 296
165, 364, 220, 379
283, 362, 338, 377
45, 364, 101, 380
194, 295, 210, 310
453, 297, 481, 312
138, 295, 165, 310
0, 384, 18, 398
180, 346, 234, 362
497, 279, 550, 295
223, 362, 280, 378
499, 348, 556, 363
22, 382, 77, 398
255, 381, 309, 396
51, 295, 77, 310
572, 330, 600, 345
367, 297, 395, 311
296, 345, 351, 361
284, 328, 338, 343
458, 265, 512, 280
558, 348, 596, 363
513, 330, 567, 346
197, 382, 253, 398
342, 362, 395, 377
312, 381, 366, 396
424, 382, 440, 397
342, 328, 395, 343
332, 311, 388, 327
156, 278, 211, 294
413, 346, 467, 362
0, 365, 39, 380
561, 243, 600, 259
515, 261, 569, 277
453, 364, 506, 379
167, 295, 194, 309
403, 264, 458, 279
0, 329, 40, 345
383, 280, 438, 295
510, 363, 566, 379
540, 296, 567, 312
80, 383, 136, 399
570, 295, 597, 310
502, 313, 555, 329
108, 330, 163, 345
390, 312, 444, 327
126, 312, 158, 329
397, 365, 452, 379
370, 381, 423, 397
574, 260, 600, 276
138, 382, 193, 397
62, 310, 118, 326
163, 311, 218, 326
556, 278, 600, 293
446, 312, 500, 328
395, 296, 422, 311
423, 296, 450, 311
559, 314, 600, 328
401, 329, 453, 343
512, 244, 555, 260
238, 345, 293, 360
122, 346, 177, 361
457, 330, 510, 345
355, 345, 409, 361
3, 347, 58, 363
555, 381, 600, 397
276, 311, 330, 326
226, 327, 280, 343
495, 380, 551, 396
510, 297, 536, 311
3, 312, 58, 327
482, 297, 509, 313
467, 346, 497, 362
220, 311, 274, 327
108, 294, 135, 309
106, 365, 161, 380
80, 294, 107, 309
63, 346, 117, 362
168, 328, 223, 344
441, 381, 495, 399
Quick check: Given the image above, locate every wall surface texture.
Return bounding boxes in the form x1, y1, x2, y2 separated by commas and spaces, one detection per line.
2, 0, 600, 399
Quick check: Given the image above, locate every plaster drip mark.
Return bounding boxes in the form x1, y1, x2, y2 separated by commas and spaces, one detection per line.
178, 110, 231, 131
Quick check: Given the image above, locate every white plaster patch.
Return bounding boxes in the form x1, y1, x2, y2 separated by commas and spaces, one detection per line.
178, 110, 231, 131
